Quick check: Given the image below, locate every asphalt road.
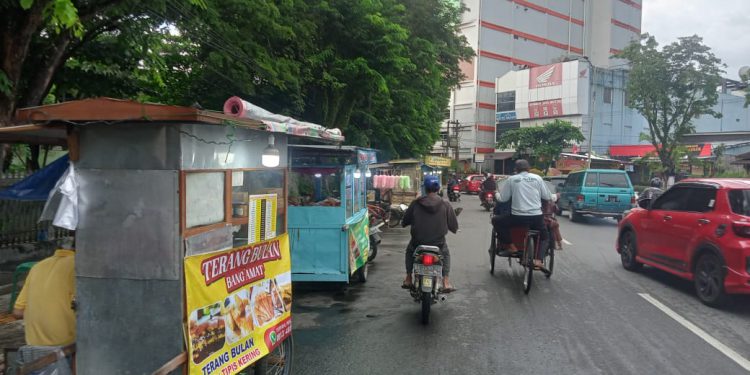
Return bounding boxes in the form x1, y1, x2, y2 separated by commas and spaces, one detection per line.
291, 195, 750, 375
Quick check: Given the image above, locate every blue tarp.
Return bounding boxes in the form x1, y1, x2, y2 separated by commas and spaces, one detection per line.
0, 155, 69, 201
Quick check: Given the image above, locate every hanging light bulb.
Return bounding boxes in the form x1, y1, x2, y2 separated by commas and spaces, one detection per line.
261, 134, 280, 168
365, 167, 372, 178
353, 168, 362, 179
314, 173, 322, 178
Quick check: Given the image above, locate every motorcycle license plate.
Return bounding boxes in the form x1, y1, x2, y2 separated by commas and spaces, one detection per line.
422, 277, 433, 288
414, 264, 442, 277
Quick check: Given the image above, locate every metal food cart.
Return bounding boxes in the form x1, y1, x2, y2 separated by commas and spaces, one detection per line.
288, 145, 377, 283
0, 97, 343, 375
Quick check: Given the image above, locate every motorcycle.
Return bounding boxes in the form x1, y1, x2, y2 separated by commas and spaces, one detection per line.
368, 221, 384, 262
388, 203, 409, 228
448, 185, 461, 202
409, 245, 446, 324
480, 191, 495, 211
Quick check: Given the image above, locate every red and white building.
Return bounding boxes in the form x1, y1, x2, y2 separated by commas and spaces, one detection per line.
440, 0, 643, 170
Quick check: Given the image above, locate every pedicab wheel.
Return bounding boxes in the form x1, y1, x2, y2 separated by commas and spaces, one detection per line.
545, 245, 554, 279
522, 237, 534, 294
421, 291, 431, 325
253, 335, 293, 375
490, 229, 497, 274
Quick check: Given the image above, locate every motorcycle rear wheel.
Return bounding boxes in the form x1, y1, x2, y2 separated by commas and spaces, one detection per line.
523, 237, 534, 294
421, 291, 431, 325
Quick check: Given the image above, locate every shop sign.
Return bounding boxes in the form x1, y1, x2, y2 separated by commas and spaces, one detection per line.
528, 99, 563, 119
357, 150, 377, 165
496, 111, 517, 122
529, 63, 563, 89
185, 235, 292, 375
424, 155, 452, 167
347, 215, 370, 274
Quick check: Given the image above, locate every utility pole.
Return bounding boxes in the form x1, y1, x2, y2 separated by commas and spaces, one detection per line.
447, 120, 476, 174
587, 61, 596, 169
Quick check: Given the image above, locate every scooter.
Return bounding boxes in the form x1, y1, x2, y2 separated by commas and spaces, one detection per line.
409, 245, 446, 324
368, 221, 384, 262
448, 185, 461, 202
481, 191, 495, 211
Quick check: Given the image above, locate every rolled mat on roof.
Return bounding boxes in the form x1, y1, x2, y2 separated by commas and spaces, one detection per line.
222, 96, 344, 142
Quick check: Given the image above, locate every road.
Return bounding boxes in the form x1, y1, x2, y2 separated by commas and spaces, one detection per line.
291, 195, 750, 375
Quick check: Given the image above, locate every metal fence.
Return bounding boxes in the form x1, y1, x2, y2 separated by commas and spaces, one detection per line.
0, 200, 69, 247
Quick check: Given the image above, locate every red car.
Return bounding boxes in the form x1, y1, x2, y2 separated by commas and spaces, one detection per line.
460, 174, 485, 194
617, 179, 750, 306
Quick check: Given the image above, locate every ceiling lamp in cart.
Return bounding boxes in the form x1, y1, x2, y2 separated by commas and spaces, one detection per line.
365, 168, 372, 178
261, 134, 280, 168
354, 169, 362, 179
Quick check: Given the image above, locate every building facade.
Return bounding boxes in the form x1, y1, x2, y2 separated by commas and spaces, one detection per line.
439, 0, 643, 171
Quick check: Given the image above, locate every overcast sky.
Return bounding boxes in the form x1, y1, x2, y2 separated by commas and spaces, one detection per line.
642, 0, 750, 80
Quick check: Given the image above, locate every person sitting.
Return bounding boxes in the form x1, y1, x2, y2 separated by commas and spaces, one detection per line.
492, 160, 552, 268
13, 233, 76, 374
544, 195, 564, 250
639, 177, 664, 203
401, 175, 459, 293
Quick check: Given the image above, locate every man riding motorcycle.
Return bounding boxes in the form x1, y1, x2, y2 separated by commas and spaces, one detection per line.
639, 177, 664, 202
401, 175, 458, 293
480, 173, 497, 205
447, 174, 461, 200
492, 160, 552, 268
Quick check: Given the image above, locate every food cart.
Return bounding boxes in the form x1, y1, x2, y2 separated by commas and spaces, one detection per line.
0, 97, 343, 375
288, 145, 377, 283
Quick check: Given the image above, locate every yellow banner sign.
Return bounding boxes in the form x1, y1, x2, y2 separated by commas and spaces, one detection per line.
424, 155, 452, 167
185, 234, 292, 375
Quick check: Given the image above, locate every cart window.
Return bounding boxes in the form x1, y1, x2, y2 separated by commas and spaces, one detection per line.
288, 169, 342, 207
185, 172, 226, 229
346, 171, 354, 217
230, 169, 287, 246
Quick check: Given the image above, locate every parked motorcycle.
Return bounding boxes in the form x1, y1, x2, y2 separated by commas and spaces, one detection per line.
368, 221, 384, 262
409, 245, 446, 324
480, 191, 495, 211
388, 203, 409, 228
448, 185, 461, 202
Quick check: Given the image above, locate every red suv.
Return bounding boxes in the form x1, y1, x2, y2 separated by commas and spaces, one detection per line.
617, 179, 750, 306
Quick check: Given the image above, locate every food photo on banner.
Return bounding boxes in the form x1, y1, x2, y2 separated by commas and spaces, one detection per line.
185, 234, 293, 375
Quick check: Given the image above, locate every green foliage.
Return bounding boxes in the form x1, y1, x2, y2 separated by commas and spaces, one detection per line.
618, 34, 724, 175
0, 70, 11, 96
4, 0, 472, 160
496, 119, 585, 173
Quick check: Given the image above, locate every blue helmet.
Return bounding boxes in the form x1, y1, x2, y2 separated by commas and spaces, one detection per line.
424, 175, 440, 192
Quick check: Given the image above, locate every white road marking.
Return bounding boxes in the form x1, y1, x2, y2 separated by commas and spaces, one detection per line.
562, 239, 572, 245
638, 293, 750, 372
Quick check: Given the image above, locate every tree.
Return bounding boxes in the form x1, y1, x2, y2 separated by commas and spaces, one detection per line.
496, 119, 585, 174
0, 0, 206, 171
618, 34, 724, 177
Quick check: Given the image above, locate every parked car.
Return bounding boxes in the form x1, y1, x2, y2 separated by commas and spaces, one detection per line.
617, 179, 750, 306
460, 174, 485, 194
557, 169, 635, 221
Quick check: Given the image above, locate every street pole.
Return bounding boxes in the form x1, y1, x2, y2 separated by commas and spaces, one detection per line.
587, 62, 596, 169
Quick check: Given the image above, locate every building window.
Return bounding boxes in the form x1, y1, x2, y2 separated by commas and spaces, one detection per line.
496, 91, 515, 112
604, 87, 613, 104
496, 122, 520, 143
624, 91, 630, 107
